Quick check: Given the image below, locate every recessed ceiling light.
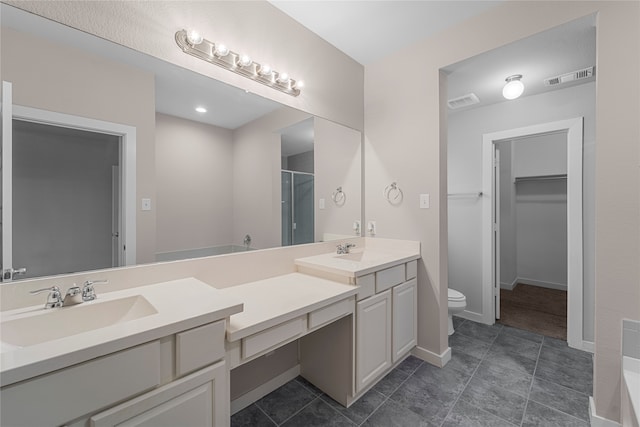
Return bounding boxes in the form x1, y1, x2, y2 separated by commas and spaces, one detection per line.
195, 106, 207, 113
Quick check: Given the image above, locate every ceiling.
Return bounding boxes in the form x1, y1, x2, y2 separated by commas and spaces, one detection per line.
270, 1, 596, 112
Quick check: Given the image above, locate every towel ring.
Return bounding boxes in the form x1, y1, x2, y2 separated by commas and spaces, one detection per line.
331, 186, 346, 206
384, 182, 403, 205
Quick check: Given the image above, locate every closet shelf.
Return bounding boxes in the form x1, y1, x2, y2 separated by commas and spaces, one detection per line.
514, 174, 567, 183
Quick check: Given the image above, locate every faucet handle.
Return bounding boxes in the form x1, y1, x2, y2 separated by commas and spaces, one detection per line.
30, 286, 63, 309
82, 279, 109, 301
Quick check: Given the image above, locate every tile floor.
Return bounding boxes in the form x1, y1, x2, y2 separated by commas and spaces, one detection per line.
231, 317, 593, 426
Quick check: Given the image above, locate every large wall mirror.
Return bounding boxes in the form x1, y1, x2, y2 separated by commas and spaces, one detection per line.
0, 4, 362, 281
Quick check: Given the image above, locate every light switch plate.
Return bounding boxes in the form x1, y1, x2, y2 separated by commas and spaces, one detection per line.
319, 198, 325, 210
420, 194, 430, 209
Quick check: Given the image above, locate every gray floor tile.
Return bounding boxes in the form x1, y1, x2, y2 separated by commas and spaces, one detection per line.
447, 350, 482, 376
491, 332, 542, 360
362, 399, 435, 427
412, 362, 471, 396
442, 399, 517, 427
295, 376, 323, 396
539, 342, 593, 371
484, 345, 538, 375
473, 359, 532, 397
390, 374, 459, 424
256, 380, 317, 424
459, 376, 527, 425
455, 320, 502, 343
522, 400, 589, 427
535, 357, 593, 395
542, 335, 573, 350
231, 404, 277, 427
500, 325, 544, 343
282, 398, 355, 427
321, 389, 387, 425
449, 332, 492, 359
372, 368, 409, 396
396, 354, 424, 375
529, 377, 590, 421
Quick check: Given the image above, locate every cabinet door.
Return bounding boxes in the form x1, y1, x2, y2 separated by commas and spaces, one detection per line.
356, 290, 391, 393
90, 361, 228, 427
392, 279, 417, 363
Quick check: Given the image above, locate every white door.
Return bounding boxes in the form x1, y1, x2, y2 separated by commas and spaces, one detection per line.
493, 147, 501, 319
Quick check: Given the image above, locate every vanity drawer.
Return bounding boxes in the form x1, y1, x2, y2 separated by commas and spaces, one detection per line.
355, 274, 375, 301
242, 317, 306, 359
308, 298, 353, 330
406, 260, 417, 280
0, 340, 161, 427
376, 264, 406, 293
176, 320, 226, 377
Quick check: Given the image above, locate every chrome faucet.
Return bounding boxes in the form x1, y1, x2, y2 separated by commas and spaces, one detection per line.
336, 243, 356, 254
30, 286, 63, 309
63, 285, 83, 306
82, 279, 109, 301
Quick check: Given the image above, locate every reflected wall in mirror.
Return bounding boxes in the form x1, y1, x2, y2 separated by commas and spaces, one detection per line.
0, 4, 361, 281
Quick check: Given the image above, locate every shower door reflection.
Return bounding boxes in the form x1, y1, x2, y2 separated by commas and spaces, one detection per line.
281, 171, 314, 246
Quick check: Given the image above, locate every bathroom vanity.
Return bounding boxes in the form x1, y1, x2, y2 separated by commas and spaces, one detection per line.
0, 238, 420, 426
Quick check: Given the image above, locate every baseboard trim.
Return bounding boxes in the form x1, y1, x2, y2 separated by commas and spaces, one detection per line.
581, 340, 595, 354
517, 277, 567, 291
231, 365, 300, 415
457, 310, 486, 324
590, 397, 621, 427
500, 277, 518, 290
412, 345, 452, 368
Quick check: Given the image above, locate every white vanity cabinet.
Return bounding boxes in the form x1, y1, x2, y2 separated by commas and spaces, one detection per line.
355, 261, 418, 393
0, 321, 230, 427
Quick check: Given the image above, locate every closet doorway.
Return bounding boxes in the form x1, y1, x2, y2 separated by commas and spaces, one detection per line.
482, 118, 583, 348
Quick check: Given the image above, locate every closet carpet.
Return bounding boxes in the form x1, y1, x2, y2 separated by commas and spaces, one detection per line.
498, 283, 567, 340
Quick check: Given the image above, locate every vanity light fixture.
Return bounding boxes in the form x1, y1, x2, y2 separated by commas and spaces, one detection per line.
175, 29, 302, 97
502, 74, 524, 100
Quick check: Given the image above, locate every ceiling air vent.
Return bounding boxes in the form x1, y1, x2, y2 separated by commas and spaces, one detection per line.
544, 66, 595, 86
448, 93, 480, 110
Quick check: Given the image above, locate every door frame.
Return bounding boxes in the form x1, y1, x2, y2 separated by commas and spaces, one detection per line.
11, 104, 137, 267
481, 117, 583, 349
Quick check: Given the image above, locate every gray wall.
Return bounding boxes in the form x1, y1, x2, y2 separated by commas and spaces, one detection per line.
12, 121, 119, 278
448, 82, 596, 341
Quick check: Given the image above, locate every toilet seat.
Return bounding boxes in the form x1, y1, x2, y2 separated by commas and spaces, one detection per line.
448, 289, 465, 302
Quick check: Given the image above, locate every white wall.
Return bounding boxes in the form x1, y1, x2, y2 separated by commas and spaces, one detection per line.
314, 118, 362, 241
448, 82, 595, 340
155, 113, 234, 255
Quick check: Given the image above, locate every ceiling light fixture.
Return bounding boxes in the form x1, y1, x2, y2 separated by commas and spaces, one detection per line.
502, 74, 524, 100
195, 106, 207, 113
175, 29, 302, 97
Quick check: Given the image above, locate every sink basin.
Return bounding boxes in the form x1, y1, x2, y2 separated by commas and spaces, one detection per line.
1, 295, 158, 349
335, 250, 388, 263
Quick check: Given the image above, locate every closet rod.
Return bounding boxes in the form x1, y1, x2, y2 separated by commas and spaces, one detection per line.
515, 174, 567, 183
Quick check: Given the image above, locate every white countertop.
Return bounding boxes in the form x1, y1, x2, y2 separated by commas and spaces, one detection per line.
0, 278, 243, 387
295, 247, 420, 278
220, 273, 358, 341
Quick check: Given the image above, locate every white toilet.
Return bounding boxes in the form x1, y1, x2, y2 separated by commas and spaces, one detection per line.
448, 288, 467, 335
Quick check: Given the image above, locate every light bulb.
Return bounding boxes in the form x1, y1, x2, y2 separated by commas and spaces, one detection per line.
237, 54, 252, 67
293, 80, 304, 90
214, 43, 229, 57
258, 64, 272, 76
502, 75, 524, 100
277, 72, 290, 84
186, 30, 203, 45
